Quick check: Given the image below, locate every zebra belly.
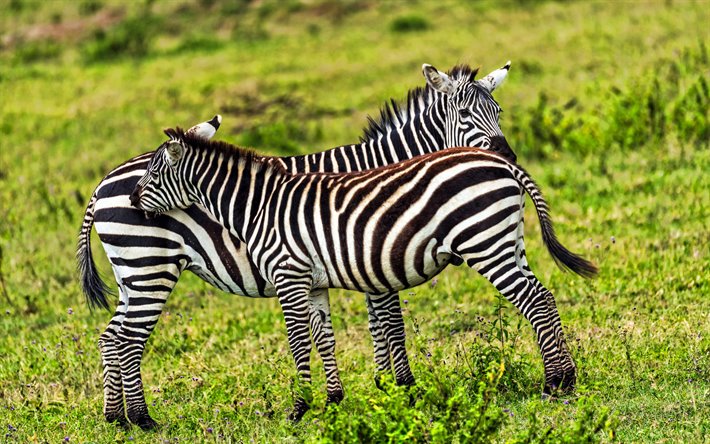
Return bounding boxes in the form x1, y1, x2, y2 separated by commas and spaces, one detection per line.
317, 236, 451, 294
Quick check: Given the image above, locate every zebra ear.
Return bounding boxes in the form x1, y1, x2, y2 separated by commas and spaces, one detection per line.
165, 140, 184, 165
186, 115, 222, 139
422, 64, 456, 95
478, 61, 511, 93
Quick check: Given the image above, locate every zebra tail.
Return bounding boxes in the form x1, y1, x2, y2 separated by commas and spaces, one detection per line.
76, 193, 114, 311
511, 164, 599, 279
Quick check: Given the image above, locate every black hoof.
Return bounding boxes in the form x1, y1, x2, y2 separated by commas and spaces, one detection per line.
106, 413, 130, 428
545, 372, 576, 395
396, 375, 416, 387
287, 399, 310, 422
560, 371, 576, 392
326, 390, 344, 405
133, 415, 159, 431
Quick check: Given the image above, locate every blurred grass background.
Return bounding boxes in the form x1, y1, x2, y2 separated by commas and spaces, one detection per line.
0, 0, 708, 442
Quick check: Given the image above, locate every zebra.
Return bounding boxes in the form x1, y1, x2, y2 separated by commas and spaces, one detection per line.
130, 128, 597, 422
78, 61, 514, 429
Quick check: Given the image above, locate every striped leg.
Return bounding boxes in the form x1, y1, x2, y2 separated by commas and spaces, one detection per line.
116, 278, 176, 430
366, 293, 393, 388
308, 289, 343, 405
99, 288, 129, 426
515, 215, 576, 390
367, 292, 415, 388
274, 267, 314, 422
462, 243, 565, 395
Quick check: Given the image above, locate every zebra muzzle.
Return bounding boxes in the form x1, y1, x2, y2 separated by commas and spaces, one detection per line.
129, 187, 142, 207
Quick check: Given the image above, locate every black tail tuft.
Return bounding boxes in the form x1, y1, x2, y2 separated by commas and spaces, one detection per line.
513, 164, 598, 279
77, 196, 114, 311
539, 218, 599, 279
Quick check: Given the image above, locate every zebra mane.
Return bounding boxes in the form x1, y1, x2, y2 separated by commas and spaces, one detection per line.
164, 127, 284, 172
360, 64, 481, 143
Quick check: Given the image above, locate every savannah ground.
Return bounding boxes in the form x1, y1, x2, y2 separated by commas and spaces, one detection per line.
0, 0, 708, 442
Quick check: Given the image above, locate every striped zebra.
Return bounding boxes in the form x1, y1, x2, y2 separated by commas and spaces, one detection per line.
130, 128, 597, 422
77, 62, 514, 429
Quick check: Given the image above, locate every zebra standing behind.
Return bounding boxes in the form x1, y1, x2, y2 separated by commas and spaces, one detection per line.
130, 127, 597, 421
78, 62, 515, 429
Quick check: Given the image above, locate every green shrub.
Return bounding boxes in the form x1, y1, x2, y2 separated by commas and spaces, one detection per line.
81, 15, 161, 63
174, 34, 224, 54
13, 41, 63, 63
509, 41, 709, 158
390, 14, 431, 33
320, 362, 506, 443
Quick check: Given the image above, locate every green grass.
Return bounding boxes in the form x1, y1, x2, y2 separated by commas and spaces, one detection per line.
1, 0, 708, 442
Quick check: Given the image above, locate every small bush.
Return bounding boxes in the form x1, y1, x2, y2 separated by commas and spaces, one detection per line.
320, 362, 506, 443
509, 41, 709, 158
174, 34, 224, 54
81, 15, 161, 63
390, 14, 431, 33
79, 0, 103, 16
13, 41, 63, 63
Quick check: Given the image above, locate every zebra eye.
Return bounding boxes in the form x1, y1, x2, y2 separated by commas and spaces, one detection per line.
458, 108, 473, 119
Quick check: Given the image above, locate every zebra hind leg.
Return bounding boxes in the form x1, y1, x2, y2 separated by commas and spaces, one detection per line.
377, 292, 415, 387
366, 293, 396, 390
116, 284, 174, 430
515, 229, 576, 392
308, 289, 344, 405
462, 246, 566, 397
99, 289, 129, 426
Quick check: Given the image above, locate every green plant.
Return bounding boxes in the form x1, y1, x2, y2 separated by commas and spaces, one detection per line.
81, 15, 161, 63
390, 14, 431, 33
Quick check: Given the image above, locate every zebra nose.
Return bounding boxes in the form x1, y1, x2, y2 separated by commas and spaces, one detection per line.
129, 187, 141, 207
490, 136, 517, 163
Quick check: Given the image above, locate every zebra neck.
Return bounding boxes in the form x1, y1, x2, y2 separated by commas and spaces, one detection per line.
192, 151, 286, 242
278, 105, 446, 174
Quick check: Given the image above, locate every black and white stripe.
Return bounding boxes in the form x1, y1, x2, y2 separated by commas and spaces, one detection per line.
77, 62, 513, 428
131, 131, 597, 422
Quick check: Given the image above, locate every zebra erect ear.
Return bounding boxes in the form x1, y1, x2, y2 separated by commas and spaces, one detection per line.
185, 115, 222, 139
422, 64, 456, 95
165, 140, 184, 166
478, 61, 511, 93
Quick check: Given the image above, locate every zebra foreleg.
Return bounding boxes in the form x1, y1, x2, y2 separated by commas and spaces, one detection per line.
308, 289, 344, 405
99, 289, 129, 426
274, 270, 314, 422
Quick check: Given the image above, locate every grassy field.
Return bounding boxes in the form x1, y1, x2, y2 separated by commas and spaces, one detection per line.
1, 0, 708, 442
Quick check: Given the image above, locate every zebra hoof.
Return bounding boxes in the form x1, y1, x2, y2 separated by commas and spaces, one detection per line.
133, 415, 159, 431
326, 390, 344, 405
287, 399, 310, 422
395, 374, 416, 387
105, 413, 130, 428
544, 372, 576, 396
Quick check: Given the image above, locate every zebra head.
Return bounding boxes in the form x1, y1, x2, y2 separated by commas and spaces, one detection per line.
422, 61, 516, 162
130, 115, 221, 216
